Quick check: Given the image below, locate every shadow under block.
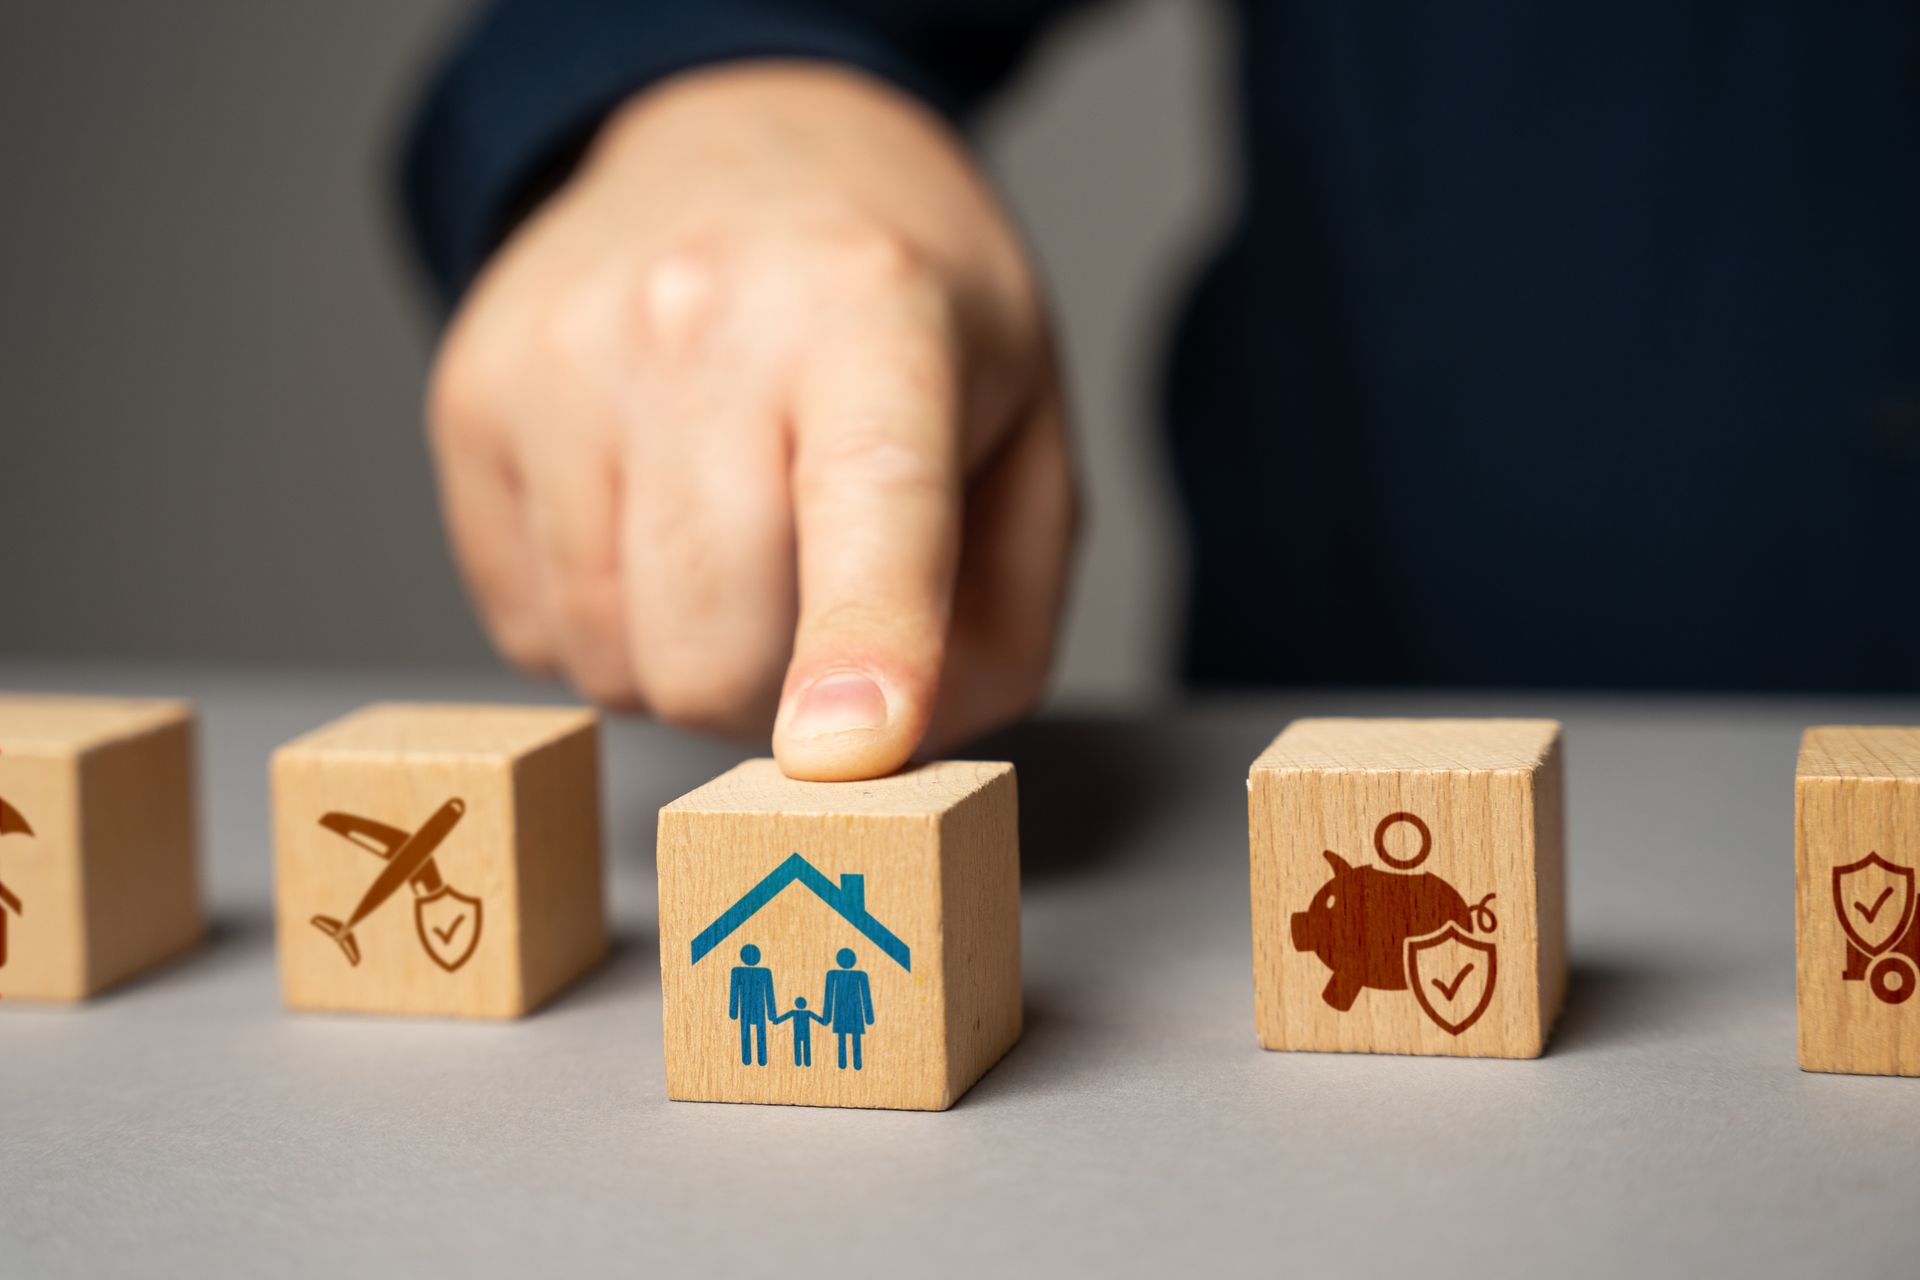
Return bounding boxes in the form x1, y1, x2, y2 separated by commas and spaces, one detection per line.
272, 703, 605, 1019
1249, 718, 1567, 1059
657, 759, 1021, 1111
1795, 726, 1920, 1076
0, 694, 204, 1001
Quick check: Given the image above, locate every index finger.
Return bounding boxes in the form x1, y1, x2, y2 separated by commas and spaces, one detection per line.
772, 278, 963, 780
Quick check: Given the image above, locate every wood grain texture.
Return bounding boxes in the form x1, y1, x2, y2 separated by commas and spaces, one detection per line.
1796, 726, 1920, 1075
0, 694, 203, 1001
1249, 718, 1566, 1059
657, 759, 1020, 1111
272, 703, 605, 1019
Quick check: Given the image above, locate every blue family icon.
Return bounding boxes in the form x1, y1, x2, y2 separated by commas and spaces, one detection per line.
728, 943, 778, 1066
822, 948, 875, 1070
772, 996, 825, 1065
694, 853, 910, 1072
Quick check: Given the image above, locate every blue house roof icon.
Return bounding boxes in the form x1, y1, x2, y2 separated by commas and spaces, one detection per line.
689, 853, 911, 972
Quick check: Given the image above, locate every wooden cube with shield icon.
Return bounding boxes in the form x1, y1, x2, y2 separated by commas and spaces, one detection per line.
656, 759, 1021, 1111
1249, 718, 1567, 1058
1796, 726, 1920, 1076
0, 694, 204, 1001
272, 703, 605, 1019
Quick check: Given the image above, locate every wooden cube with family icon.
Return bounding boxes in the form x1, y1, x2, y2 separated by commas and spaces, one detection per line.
271, 702, 606, 1019
1248, 717, 1568, 1059
656, 759, 1021, 1111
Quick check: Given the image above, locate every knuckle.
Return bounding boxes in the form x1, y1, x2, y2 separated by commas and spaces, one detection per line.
561, 644, 640, 710
797, 429, 952, 502
634, 244, 725, 350
578, 680, 644, 713
821, 227, 948, 328
800, 598, 945, 675
829, 225, 925, 289
537, 575, 640, 706
426, 330, 502, 446
532, 286, 601, 374
809, 596, 912, 637
484, 613, 555, 676
538, 490, 622, 583
547, 563, 619, 636
804, 598, 896, 645
640, 654, 774, 733
538, 241, 731, 369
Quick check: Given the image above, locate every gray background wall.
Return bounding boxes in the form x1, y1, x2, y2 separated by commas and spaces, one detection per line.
0, 1, 1229, 703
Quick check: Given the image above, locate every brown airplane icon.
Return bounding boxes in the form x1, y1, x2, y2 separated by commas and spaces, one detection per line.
311, 798, 482, 972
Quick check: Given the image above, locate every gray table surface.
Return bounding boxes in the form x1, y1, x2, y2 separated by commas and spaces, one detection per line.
4, 658, 1919, 1279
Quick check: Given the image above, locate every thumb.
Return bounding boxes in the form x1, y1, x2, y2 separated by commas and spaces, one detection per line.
772, 298, 961, 781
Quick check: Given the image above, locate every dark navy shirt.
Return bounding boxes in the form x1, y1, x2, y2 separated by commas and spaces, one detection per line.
404, 1, 1920, 691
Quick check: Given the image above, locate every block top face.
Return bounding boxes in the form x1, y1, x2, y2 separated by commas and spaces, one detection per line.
276, 703, 594, 762
662, 758, 1012, 819
0, 694, 192, 755
1252, 718, 1561, 775
1798, 726, 1920, 781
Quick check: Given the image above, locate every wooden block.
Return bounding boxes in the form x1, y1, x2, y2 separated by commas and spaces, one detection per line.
1249, 718, 1567, 1058
0, 694, 203, 1001
1795, 726, 1920, 1076
657, 759, 1020, 1111
272, 702, 605, 1019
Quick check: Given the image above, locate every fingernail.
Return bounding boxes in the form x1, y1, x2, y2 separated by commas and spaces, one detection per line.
787, 672, 890, 738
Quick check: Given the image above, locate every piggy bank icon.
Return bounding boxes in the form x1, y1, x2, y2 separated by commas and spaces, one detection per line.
1290, 812, 1497, 1026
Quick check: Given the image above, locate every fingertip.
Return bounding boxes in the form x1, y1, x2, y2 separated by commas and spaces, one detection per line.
772, 669, 923, 781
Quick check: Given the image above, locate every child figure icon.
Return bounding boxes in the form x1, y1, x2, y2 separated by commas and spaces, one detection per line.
772, 997, 826, 1066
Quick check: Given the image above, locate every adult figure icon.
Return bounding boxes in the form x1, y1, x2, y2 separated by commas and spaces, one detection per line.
820, 948, 875, 1070
728, 944, 777, 1066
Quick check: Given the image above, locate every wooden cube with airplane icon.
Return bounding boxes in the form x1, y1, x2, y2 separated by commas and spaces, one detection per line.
1796, 726, 1920, 1076
0, 694, 203, 1001
656, 759, 1021, 1111
1248, 718, 1567, 1058
272, 703, 605, 1019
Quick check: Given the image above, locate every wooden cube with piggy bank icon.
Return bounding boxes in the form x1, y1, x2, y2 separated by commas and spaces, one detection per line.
1249, 718, 1568, 1058
272, 703, 606, 1019
656, 760, 1022, 1111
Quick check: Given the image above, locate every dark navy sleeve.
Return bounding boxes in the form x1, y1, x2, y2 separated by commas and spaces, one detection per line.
401, 0, 1088, 306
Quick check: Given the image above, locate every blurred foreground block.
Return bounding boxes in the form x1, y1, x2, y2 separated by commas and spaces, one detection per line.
273, 703, 604, 1018
1797, 727, 1920, 1076
0, 694, 203, 1000
1249, 718, 1566, 1058
657, 760, 1021, 1110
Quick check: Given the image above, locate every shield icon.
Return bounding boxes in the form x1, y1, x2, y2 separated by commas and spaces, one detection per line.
415, 884, 483, 972
1406, 924, 1497, 1036
1832, 852, 1915, 957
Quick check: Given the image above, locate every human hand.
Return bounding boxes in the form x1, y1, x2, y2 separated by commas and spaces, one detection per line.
426, 62, 1077, 780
